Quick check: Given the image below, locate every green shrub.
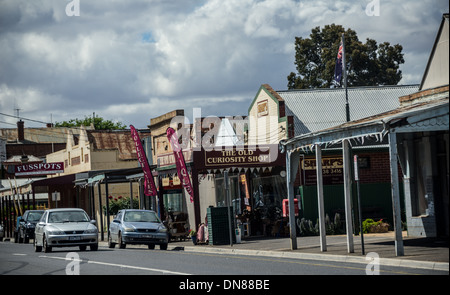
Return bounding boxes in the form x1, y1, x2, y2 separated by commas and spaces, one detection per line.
103, 196, 139, 215
362, 219, 376, 233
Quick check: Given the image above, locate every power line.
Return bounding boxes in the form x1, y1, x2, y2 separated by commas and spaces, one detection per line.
0, 112, 49, 125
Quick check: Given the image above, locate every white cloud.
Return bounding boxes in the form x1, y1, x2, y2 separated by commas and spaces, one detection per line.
0, 0, 448, 129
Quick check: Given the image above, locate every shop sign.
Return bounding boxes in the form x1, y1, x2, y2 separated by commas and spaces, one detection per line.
257, 100, 269, 117
195, 145, 284, 170
15, 162, 64, 176
300, 157, 344, 186
157, 150, 192, 168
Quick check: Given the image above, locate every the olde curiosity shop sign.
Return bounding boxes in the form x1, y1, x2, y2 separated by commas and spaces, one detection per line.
194, 145, 285, 171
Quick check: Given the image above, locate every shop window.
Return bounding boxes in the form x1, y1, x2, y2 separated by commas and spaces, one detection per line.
215, 176, 242, 216
413, 139, 429, 216
163, 192, 184, 213
251, 175, 287, 219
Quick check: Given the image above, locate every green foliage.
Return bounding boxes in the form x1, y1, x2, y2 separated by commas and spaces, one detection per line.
103, 196, 139, 216
55, 115, 126, 130
362, 218, 376, 234
287, 24, 404, 89
362, 218, 389, 233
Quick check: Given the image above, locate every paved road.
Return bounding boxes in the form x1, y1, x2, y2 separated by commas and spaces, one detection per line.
1, 242, 447, 277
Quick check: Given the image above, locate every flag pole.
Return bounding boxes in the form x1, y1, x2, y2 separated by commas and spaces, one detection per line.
342, 33, 350, 122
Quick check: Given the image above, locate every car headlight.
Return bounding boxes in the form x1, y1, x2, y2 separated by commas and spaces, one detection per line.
27, 223, 35, 228
123, 227, 136, 232
83, 228, 98, 234
158, 227, 168, 233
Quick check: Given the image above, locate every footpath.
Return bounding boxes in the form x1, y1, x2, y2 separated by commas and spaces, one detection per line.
135, 231, 449, 272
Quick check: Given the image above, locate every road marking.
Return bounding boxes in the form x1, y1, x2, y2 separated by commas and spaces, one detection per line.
39, 255, 191, 275
12, 253, 27, 256
179, 251, 420, 275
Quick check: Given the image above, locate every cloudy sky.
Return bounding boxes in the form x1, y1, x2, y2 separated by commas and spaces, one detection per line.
0, 0, 448, 129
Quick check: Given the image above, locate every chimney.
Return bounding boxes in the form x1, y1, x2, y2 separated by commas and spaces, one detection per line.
17, 120, 25, 141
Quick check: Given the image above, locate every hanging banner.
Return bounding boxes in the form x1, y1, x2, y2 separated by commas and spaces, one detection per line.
130, 125, 157, 196
166, 127, 194, 203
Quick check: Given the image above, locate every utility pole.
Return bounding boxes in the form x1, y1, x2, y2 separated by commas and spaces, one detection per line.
342, 33, 350, 122
224, 171, 233, 247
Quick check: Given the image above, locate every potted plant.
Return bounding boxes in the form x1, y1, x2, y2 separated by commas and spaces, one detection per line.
188, 229, 197, 245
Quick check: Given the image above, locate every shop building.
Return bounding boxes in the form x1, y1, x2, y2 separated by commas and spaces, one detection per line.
246, 83, 418, 231
282, 14, 449, 256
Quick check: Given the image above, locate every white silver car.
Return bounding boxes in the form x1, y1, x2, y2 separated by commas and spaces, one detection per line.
34, 208, 98, 252
109, 209, 169, 250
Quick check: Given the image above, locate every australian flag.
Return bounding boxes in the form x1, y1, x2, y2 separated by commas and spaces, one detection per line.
333, 40, 343, 86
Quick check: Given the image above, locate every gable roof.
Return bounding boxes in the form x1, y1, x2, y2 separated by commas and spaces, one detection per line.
276, 85, 419, 136
420, 13, 449, 91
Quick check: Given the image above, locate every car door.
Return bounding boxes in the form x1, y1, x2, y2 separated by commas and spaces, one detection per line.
34, 211, 47, 245
110, 211, 122, 242
19, 211, 28, 238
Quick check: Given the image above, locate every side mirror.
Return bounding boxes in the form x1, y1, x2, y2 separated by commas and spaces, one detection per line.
90, 220, 97, 226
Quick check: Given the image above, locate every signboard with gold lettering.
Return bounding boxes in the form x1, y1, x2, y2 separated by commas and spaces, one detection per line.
194, 145, 284, 171
300, 157, 344, 186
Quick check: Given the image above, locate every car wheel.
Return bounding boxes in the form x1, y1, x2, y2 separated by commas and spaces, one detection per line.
160, 243, 168, 250
108, 234, 116, 249
148, 244, 155, 250
90, 244, 98, 251
43, 235, 52, 253
118, 232, 126, 249
34, 237, 42, 252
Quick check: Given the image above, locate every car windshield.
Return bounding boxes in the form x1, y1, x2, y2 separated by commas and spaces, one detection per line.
28, 212, 43, 222
48, 211, 89, 223
123, 211, 160, 223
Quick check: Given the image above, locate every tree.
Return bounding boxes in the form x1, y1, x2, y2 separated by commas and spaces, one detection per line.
55, 115, 126, 130
287, 24, 405, 89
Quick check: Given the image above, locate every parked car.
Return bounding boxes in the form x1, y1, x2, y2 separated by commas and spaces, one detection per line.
34, 208, 98, 252
108, 209, 169, 250
17, 210, 44, 243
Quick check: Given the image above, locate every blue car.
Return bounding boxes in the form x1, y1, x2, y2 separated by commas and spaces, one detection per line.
108, 209, 169, 250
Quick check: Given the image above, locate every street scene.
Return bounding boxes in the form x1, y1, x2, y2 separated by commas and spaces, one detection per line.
0, 0, 449, 283
0, 234, 448, 276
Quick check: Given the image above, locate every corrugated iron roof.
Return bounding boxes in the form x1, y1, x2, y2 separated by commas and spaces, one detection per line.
277, 85, 419, 136
87, 130, 149, 161
0, 127, 91, 144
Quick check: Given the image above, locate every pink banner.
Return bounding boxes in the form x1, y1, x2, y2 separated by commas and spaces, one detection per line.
130, 125, 157, 196
166, 127, 194, 203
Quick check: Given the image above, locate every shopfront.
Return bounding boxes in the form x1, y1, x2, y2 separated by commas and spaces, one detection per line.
194, 144, 287, 237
